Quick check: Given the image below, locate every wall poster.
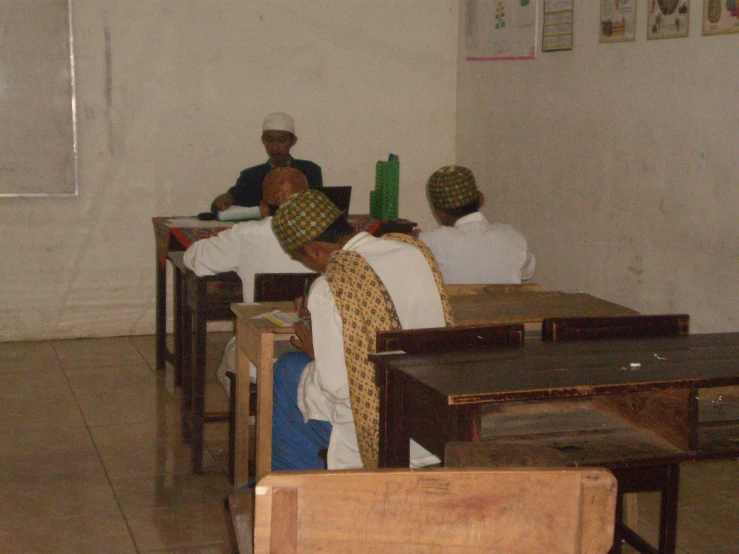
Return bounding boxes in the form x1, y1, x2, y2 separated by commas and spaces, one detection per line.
600, 0, 637, 42
647, 0, 690, 39
542, 0, 574, 51
464, 0, 538, 60
703, 0, 739, 35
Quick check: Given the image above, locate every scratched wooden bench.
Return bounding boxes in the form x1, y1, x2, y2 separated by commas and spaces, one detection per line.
230, 467, 617, 554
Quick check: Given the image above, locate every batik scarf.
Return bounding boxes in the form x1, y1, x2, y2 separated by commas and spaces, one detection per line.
323, 233, 454, 468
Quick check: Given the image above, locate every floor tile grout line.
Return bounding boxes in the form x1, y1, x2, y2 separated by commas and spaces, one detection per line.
127, 334, 233, 480
52, 340, 143, 554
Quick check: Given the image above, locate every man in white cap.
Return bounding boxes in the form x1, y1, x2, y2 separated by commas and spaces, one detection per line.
210, 112, 322, 211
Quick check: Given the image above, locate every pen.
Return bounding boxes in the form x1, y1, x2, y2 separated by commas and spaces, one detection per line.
303, 277, 310, 301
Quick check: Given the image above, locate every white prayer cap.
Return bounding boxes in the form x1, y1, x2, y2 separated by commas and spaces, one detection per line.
262, 112, 295, 135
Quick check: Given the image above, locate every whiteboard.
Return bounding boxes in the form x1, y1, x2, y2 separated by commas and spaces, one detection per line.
0, 0, 77, 197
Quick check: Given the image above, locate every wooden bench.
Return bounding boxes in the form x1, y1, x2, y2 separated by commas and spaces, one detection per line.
230, 468, 617, 554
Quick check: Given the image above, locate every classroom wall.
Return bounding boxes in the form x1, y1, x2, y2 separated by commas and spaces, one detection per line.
457, 1, 739, 333
0, 0, 458, 341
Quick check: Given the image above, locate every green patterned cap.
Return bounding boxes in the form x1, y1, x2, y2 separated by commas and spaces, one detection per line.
272, 189, 342, 253
427, 165, 480, 210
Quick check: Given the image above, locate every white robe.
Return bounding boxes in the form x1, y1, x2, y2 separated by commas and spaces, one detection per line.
296, 232, 446, 469
420, 212, 535, 284
183, 216, 308, 303
183, 217, 309, 387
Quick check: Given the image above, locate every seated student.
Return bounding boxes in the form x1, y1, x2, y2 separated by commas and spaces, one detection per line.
420, 165, 535, 284
269, 190, 454, 471
211, 112, 322, 211
185, 167, 312, 390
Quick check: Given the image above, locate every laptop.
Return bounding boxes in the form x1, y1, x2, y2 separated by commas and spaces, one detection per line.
318, 186, 352, 213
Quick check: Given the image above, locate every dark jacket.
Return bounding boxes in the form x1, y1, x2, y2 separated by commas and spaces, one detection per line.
223, 158, 323, 208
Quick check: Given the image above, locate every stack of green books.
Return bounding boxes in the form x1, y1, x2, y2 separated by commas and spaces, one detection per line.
370, 155, 399, 221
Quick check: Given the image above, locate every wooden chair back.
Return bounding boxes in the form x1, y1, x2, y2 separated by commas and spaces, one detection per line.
247, 468, 617, 554
542, 314, 690, 342
376, 323, 525, 354
253, 273, 319, 302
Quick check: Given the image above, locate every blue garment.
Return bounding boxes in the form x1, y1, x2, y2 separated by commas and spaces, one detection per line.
272, 352, 332, 471
221, 158, 323, 209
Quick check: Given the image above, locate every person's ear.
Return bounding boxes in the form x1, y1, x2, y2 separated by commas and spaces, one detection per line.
289, 135, 298, 148
478, 192, 485, 209
434, 207, 451, 226
303, 242, 320, 262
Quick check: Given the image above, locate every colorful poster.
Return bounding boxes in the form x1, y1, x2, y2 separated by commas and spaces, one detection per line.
647, 0, 690, 39
703, 0, 739, 35
600, 0, 637, 42
543, 0, 574, 51
464, 0, 538, 61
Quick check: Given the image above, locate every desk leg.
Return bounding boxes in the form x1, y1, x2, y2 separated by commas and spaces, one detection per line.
190, 280, 207, 474
658, 465, 680, 554
155, 259, 167, 372
233, 318, 253, 487
623, 494, 639, 538
384, 370, 411, 468
255, 333, 275, 481
173, 265, 183, 388
377, 367, 390, 469
180, 279, 193, 443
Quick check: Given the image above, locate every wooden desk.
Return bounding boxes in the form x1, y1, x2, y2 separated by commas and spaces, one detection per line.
231, 289, 638, 486
231, 301, 295, 486
452, 289, 638, 328
168, 251, 241, 473
371, 333, 739, 466
152, 217, 233, 373
370, 334, 739, 554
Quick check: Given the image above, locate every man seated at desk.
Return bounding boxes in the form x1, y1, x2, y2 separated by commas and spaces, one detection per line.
210, 112, 323, 211
269, 190, 454, 471
185, 167, 312, 390
420, 165, 536, 284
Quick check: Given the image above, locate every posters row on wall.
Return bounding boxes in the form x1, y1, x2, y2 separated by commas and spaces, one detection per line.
600, 0, 739, 43
464, 0, 738, 60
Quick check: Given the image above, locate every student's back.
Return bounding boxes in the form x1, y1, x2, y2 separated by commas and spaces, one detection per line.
421, 212, 533, 284
419, 165, 535, 285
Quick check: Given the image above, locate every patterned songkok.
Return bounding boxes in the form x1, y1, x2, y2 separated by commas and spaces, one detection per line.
272, 189, 341, 253
427, 165, 480, 210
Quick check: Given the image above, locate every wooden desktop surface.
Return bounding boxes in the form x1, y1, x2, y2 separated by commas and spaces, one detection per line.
371, 333, 739, 469
452, 290, 638, 327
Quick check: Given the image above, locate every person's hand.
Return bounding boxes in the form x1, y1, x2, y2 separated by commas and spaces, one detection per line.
294, 296, 311, 322
291, 320, 315, 359
212, 193, 234, 211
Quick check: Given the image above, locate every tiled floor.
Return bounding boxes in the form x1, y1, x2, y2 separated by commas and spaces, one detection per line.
0, 333, 234, 553
0, 334, 738, 553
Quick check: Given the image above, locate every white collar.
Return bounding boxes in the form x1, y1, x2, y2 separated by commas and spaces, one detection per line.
454, 212, 487, 227
341, 232, 373, 251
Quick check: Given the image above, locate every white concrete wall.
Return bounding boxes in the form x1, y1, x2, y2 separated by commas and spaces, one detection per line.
0, 0, 458, 341
457, 1, 739, 333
